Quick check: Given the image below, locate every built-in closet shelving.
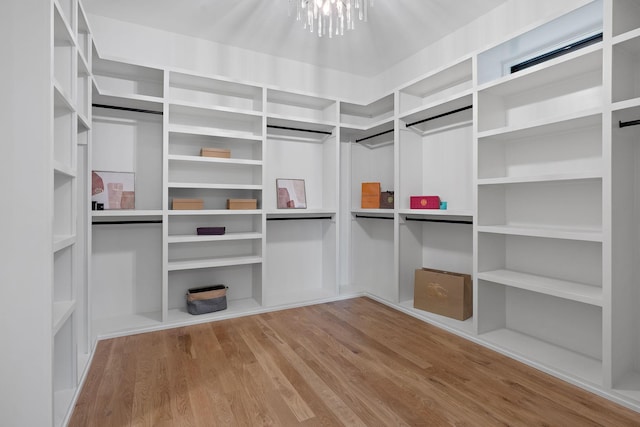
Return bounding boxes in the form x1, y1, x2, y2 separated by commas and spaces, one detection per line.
264, 89, 339, 306
52, 0, 93, 425
69, 0, 640, 416
165, 71, 264, 322
394, 57, 475, 333
90, 56, 164, 337
610, 0, 640, 403
340, 95, 395, 299
475, 0, 605, 387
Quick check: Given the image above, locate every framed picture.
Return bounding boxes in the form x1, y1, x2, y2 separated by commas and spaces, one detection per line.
276, 179, 307, 209
92, 171, 135, 209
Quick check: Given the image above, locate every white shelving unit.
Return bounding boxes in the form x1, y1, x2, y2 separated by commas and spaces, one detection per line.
165, 71, 265, 321
340, 95, 396, 300
610, 0, 640, 399
90, 56, 164, 340
50, 0, 93, 425
263, 89, 339, 306
396, 58, 475, 333
475, 0, 608, 393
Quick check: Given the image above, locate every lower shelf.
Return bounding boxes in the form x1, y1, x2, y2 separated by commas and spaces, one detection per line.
614, 371, 640, 402
92, 298, 263, 339
264, 287, 338, 308
54, 388, 75, 427
167, 255, 263, 271
167, 297, 262, 323
479, 328, 602, 386
398, 299, 475, 336
92, 311, 163, 339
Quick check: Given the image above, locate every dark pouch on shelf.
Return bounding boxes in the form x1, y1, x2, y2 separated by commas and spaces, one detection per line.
186, 285, 228, 315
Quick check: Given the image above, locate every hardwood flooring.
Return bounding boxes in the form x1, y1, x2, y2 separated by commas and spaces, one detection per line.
69, 297, 640, 426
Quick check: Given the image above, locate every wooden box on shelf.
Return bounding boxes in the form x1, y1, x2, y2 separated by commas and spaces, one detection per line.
172, 198, 204, 210
414, 268, 472, 321
200, 147, 231, 159
227, 198, 257, 210
362, 182, 381, 209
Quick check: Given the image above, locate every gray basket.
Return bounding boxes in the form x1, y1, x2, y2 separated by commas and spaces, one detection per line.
186, 285, 228, 315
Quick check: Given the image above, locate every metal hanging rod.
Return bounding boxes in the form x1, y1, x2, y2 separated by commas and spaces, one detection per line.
267, 216, 332, 221
355, 128, 394, 143
355, 214, 394, 220
93, 104, 163, 115
92, 220, 163, 225
405, 217, 472, 225
619, 119, 640, 128
405, 105, 472, 128
510, 32, 603, 74
267, 125, 332, 135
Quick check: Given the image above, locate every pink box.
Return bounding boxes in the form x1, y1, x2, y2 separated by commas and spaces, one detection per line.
410, 196, 441, 209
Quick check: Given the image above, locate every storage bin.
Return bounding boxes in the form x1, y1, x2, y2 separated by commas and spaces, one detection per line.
196, 227, 225, 235
186, 285, 228, 315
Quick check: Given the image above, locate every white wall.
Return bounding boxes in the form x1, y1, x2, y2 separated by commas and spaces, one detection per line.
88, 14, 374, 102
0, 1, 53, 426
375, 0, 592, 97
90, 0, 591, 104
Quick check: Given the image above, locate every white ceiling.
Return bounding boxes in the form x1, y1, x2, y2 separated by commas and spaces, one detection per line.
83, 0, 508, 77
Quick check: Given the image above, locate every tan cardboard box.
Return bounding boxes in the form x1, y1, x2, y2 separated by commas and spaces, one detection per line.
200, 147, 231, 158
227, 198, 257, 210
414, 268, 472, 321
172, 198, 204, 210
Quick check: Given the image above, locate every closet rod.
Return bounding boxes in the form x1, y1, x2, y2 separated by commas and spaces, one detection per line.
405, 217, 472, 225
267, 216, 332, 221
355, 128, 394, 143
619, 119, 640, 128
510, 32, 603, 74
92, 220, 163, 225
355, 214, 394, 220
93, 104, 163, 115
267, 125, 332, 135
405, 105, 472, 128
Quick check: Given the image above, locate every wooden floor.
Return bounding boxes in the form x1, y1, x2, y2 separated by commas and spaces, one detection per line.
70, 297, 640, 426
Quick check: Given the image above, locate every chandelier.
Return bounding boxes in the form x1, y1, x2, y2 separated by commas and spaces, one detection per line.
290, 0, 373, 38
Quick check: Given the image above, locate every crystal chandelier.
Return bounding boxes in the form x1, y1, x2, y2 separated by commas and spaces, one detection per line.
290, 0, 373, 38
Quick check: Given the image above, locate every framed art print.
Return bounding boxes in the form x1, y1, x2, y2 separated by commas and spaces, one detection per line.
276, 178, 307, 209
92, 171, 135, 209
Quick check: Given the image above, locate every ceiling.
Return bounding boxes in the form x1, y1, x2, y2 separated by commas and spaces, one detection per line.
83, 0, 508, 77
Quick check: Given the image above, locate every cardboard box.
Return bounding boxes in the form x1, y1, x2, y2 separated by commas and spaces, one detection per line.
200, 147, 231, 158
410, 195, 441, 209
172, 198, 204, 210
380, 191, 394, 209
227, 198, 257, 210
362, 182, 381, 209
414, 268, 472, 321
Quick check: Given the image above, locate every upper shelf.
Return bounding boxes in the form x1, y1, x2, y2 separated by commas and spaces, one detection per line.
168, 71, 262, 113
340, 94, 394, 128
398, 57, 472, 116
267, 89, 336, 125
93, 55, 164, 99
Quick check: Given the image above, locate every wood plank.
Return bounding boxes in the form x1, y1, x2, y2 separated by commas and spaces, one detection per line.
69, 298, 640, 426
